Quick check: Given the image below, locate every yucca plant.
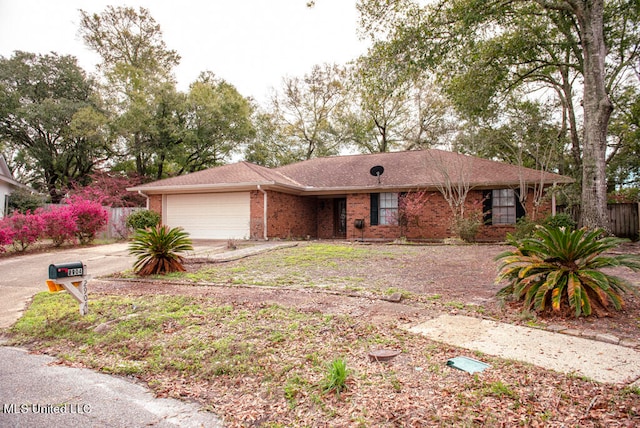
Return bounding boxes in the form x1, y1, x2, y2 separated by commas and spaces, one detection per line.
495, 226, 640, 317
129, 225, 194, 276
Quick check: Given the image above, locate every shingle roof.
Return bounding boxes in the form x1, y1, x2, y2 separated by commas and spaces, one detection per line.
129, 161, 301, 192
0, 155, 27, 189
129, 150, 573, 194
276, 150, 572, 189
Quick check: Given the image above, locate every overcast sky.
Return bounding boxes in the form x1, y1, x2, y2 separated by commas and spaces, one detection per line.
0, 0, 369, 103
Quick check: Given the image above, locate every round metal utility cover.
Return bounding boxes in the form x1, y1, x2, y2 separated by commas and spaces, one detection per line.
368, 349, 401, 362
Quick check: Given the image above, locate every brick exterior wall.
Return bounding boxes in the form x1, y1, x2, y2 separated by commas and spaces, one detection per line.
342, 188, 554, 242
346, 192, 456, 241
250, 190, 265, 240
148, 187, 554, 242
148, 194, 163, 223
317, 198, 336, 239
262, 191, 317, 239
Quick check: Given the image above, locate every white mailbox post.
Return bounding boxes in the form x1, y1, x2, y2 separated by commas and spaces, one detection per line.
46, 262, 92, 315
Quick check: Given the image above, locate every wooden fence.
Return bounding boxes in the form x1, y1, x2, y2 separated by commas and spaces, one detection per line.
558, 203, 639, 240
101, 207, 142, 239
608, 203, 639, 239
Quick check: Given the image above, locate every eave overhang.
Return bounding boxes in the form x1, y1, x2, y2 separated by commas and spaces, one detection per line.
128, 175, 573, 198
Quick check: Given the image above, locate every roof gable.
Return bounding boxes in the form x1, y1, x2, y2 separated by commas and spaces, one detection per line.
1, 156, 12, 178
0, 155, 25, 189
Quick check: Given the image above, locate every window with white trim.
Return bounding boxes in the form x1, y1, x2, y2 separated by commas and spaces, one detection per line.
370, 192, 399, 226
492, 189, 517, 224
379, 192, 398, 225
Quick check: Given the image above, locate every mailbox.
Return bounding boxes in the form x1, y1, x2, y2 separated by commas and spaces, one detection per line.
48, 262, 84, 280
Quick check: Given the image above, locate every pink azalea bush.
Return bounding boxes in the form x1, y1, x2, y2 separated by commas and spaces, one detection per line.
66, 196, 108, 244
5, 211, 45, 251
0, 219, 15, 252
0, 194, 111, 252
36, 205, 78, 247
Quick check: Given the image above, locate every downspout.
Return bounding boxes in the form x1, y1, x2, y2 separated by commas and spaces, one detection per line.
257, 185, 268, 240
551, 183, 557, 216
137, 191, 149, 209
138, 190, 162, 224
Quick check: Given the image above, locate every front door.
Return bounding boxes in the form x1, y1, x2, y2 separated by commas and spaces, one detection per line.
334, 198, 347, 238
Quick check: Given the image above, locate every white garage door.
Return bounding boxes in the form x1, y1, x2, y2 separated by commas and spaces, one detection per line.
165, 192, 250, 239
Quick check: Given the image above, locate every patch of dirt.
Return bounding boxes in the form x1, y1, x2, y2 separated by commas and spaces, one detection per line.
38, 241, 640, 426
94, 241, 640, 344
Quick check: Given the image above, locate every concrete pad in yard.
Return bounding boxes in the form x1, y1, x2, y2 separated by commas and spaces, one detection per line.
407, 314, 640, 385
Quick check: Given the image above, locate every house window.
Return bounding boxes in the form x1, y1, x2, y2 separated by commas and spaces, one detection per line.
491, 189, 517, 224
379, 192, 398, 225
370, 192, 398, 226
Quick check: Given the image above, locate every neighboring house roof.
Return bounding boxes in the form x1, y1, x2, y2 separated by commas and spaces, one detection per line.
129, 149, 574, 195
0, 155, 25, 189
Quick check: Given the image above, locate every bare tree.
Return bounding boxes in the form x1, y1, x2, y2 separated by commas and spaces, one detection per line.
428, 151, 473, 237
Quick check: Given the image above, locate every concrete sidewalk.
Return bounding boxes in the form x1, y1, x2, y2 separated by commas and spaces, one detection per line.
407, 314, 640, 385
188, 241, 298, 261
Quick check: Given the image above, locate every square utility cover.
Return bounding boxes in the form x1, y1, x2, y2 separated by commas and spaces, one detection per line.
446, 356, 490, 374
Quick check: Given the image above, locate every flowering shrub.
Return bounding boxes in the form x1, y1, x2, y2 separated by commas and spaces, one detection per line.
607, 188, 639, 203
68, 172, 147, 207
0, 219, 15, 252
0, 196, 110, 250
36, 206, 78, 247
67, 196, 108, 244
6, 211, 45, 251
398, 190, 431, 226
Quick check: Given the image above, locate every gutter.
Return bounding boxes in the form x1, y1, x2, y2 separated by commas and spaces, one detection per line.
257, 185, 268, 240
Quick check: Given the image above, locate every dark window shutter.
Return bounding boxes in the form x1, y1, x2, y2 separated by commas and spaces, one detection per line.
370, 193, 379, 226
482, 190, 493, 225
515, 191, 526, 220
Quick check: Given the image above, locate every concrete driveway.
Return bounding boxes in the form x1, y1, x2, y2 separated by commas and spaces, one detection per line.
0, 241, 228, 427
0, 240, 235, 329
0, 242, 136, 329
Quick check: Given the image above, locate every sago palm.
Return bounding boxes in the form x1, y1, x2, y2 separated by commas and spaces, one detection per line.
129, 225, 193, 276
495, 226, 640, 317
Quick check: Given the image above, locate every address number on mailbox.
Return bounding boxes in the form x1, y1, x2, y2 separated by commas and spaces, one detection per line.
48, 262, 84, 279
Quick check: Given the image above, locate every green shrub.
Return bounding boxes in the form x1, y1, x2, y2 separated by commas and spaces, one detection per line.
511, 213, 576, 240
454, 216, 482, 242
126, 209, 160, 231
512, 217, 539, 240
496, 226, 640, 317
128, 225, 193, 276
542, 212, 576, 230
7, 188, 45, 214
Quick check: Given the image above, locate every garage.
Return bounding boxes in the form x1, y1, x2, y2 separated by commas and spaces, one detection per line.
164, 192, 250, 239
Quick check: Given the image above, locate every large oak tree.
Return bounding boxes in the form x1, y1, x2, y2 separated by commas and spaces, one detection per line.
79, 6, 181, 179
358, 0, 640, 229
0, 52, 110, 202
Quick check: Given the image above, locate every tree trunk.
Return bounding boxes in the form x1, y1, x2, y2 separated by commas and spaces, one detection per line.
573, 0, 613, 230
134, 132, 146, 177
